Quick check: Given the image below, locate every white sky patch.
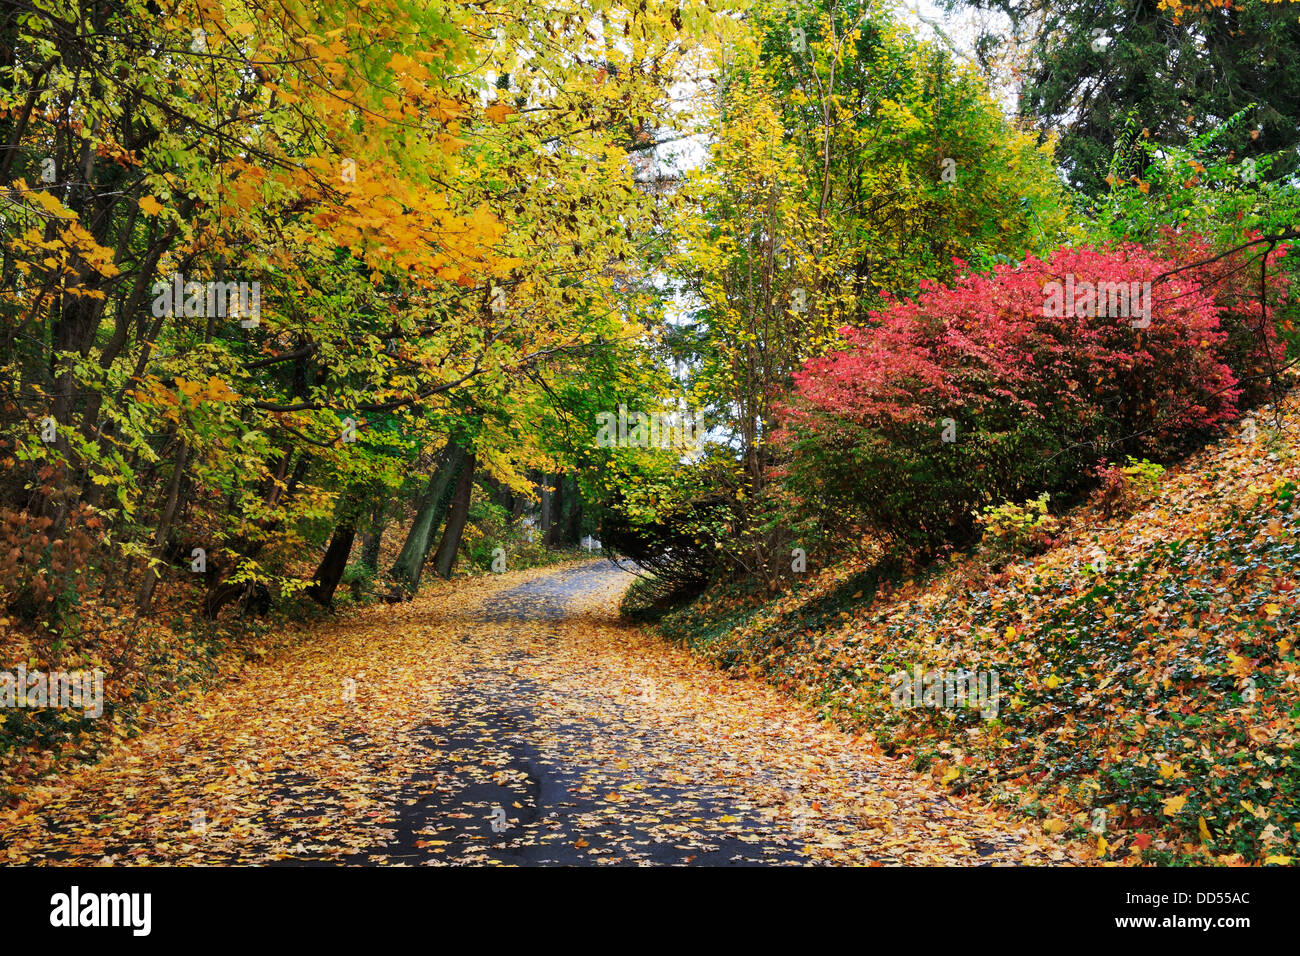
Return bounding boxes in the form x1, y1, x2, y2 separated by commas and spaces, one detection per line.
892, 0, 1021, 113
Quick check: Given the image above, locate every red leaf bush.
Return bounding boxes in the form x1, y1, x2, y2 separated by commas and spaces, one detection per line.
774, 241, 1277, 549
1150, 229, 1289, 409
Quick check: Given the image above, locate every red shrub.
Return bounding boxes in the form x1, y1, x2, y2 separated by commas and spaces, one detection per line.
775, 241, 1250, 547
1151, 228, 1289, 407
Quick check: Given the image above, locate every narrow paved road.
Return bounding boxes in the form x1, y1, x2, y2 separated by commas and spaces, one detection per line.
356, 563, 805, 865
2, 562, 1072, 866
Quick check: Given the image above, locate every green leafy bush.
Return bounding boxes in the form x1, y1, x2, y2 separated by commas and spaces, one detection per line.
975, 493, 1060, 557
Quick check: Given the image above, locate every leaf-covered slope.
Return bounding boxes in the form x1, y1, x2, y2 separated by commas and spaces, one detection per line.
656, 395, 1300, 865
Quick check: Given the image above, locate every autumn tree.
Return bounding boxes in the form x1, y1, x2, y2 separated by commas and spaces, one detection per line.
0, 0, 719, 628
665, 0, 1066, 581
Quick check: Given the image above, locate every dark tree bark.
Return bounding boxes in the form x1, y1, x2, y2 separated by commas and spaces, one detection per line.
544, 475, 563, 547
482, 473, 514, 513
391, 442, 466, 594
431, 453, 478, 579
539, 472, 553, 535
135, 437, 189, 613
563, 475, 583, 544
307, 520, 357, 606
358, 498, 388, 572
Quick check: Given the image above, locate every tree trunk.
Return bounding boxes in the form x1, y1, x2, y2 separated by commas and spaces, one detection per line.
539, 472, 553, 535
135, 438, 189, 614
307, 520, 357, 606
563, 475, 582, 544
391, 442, 466, 594
482, 473, 514, 513
544, 475, 563, 547
431, 453, 477, 579
358, 498, 388, 571
548, 473, 574, 546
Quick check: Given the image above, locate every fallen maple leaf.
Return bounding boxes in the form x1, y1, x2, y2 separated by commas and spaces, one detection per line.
1161, 795, 1188, 816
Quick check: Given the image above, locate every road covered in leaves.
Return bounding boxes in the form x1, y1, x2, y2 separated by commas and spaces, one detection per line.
1, 563, 1078, 865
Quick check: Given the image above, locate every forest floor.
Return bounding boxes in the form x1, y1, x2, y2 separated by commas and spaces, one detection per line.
0, 560, 1080, 866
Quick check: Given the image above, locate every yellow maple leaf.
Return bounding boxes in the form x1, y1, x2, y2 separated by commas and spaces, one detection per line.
1161, 795, 1187, 815
1240, 800, 1265, 819
203, 376, 239, 403
138, 195, 164, 216
485, 102, 516, 123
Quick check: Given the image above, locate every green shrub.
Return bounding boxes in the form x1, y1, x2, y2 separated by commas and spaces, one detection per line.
975, 493, 1060, 557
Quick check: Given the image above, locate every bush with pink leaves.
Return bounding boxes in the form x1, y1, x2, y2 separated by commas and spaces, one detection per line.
775, 241, 1267, 548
